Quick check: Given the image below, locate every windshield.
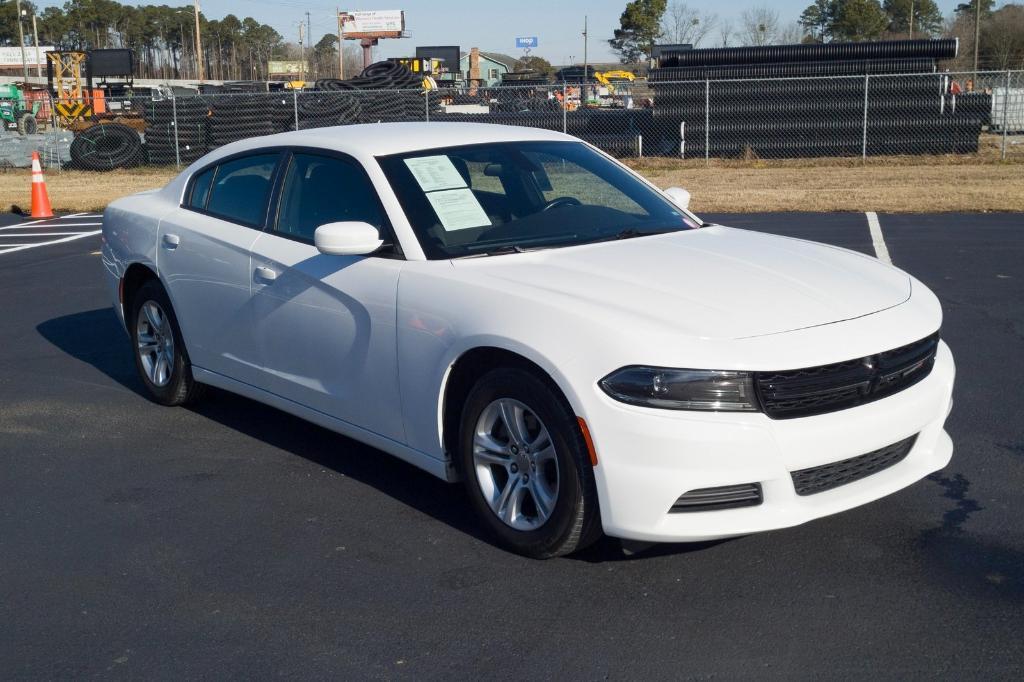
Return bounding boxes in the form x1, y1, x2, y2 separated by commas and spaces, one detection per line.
377, 141, 700, 259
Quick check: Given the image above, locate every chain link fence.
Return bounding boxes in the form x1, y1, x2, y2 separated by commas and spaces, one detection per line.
9, 69, 1020, 172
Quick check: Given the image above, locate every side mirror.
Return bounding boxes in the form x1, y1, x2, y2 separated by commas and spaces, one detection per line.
314, 221, 383, 256
663, 186, 691, 211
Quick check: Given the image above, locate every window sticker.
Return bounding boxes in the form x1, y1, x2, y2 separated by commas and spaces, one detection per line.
403, 155, 467, 192
425, 188, 491, 231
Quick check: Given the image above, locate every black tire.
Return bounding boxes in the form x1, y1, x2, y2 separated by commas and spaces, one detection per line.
458, 367, 602, 558
17, 112, 37, 135
129, 279, 205, 406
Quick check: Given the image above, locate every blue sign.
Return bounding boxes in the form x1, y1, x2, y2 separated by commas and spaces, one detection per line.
515, 36, 538, 49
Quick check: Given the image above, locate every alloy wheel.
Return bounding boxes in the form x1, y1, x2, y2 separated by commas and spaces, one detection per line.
472, 398, 560, 531
136, 300, 175, 388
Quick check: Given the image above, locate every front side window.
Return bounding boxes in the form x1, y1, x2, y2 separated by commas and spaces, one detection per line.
377, 141, 699, 259
204, 153, 279, 226
274, 153, 385, 242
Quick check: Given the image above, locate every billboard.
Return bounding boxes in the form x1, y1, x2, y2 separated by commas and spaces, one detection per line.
269, 60, 305, 76
515, 37, 538, 49
340, 10, 405, 39
0, 46, 55, 68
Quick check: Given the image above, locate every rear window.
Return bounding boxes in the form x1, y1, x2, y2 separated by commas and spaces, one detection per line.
204, 154, 278, 226
188, 167, 214, 209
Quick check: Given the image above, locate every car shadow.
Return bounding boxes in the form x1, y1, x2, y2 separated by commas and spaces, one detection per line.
36, 308, 489, 544
37, 307, 729, 562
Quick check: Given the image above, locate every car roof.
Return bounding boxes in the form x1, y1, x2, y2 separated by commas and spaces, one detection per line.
215, 122, 576, 158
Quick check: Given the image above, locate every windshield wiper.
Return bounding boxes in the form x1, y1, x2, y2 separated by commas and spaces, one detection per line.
585, 228, 677, 244
456, 244, 533, 258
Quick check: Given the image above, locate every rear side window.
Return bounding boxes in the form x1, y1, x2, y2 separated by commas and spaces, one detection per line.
275, 153, 385, 242
205, 154, 278, 226
188, 167, 214, 209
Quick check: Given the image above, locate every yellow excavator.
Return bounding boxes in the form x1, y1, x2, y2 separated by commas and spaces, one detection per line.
594, 70, 636, 92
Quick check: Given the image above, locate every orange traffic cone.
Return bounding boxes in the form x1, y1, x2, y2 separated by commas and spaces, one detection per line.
30, 151, 54, 219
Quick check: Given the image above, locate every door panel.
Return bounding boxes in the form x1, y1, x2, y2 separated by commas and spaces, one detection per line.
249, 233, 405, 441
157, 208, 262, 385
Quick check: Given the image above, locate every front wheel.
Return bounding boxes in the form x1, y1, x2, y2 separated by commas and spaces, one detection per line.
17, 113, 37, 136
129, 279, 204, 406
458, 368, 602, 558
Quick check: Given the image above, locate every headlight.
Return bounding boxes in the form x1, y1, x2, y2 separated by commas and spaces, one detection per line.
599, 366, 759, 412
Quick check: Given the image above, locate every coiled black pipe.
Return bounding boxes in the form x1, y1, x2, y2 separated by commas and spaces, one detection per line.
657, 38, 957, 68
69, 123, 144, 170
649, 58, 937, 82
297, 91, 362, 124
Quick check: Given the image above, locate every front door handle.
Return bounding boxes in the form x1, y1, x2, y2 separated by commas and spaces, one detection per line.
162, 233, 180, 249
254, 266, 278, 283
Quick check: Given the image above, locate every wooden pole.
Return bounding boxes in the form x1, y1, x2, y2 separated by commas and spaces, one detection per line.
194, 0, 205, 82
337, 9, 344, 79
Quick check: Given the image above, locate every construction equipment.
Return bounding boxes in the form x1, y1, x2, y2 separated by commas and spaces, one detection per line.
599, 70, 636, 84
47, 51, 92, 125
0, 84, 42, 135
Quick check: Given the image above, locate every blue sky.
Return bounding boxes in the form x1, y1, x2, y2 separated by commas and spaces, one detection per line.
115, 0, 972, 64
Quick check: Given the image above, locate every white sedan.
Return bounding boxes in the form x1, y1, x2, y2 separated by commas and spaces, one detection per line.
102, 122, 954, 558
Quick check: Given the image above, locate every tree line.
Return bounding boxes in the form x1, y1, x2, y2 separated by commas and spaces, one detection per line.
0, 0, 353, 81
611, 0, 1024, 70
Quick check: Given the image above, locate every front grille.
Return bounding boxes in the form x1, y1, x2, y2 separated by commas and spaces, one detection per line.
755, 332, 939, 419
669, 483, 763, 513
791, 434, 918, 496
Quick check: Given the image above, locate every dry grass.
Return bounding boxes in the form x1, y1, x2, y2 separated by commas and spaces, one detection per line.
1, 166, 176, 214
629, 160, 1024, 213
2, 138, 1022, 214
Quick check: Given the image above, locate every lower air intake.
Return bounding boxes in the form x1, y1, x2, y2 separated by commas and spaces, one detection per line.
670, 483, 763, 513
791, 434, 918, 496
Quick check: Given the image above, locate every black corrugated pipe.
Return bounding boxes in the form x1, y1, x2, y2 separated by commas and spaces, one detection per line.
649, 58, 937, 82
657, 38, 958, 68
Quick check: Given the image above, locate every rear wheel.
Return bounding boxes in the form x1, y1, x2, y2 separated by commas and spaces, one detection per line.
459, 367, 602, 558
129, 279, 204, 406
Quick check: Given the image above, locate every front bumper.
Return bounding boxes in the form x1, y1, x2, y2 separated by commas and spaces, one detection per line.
587, 341, 955, 543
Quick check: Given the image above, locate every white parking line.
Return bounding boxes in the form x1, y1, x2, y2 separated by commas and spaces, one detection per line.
0, 222, 103, 231
0, 232, 93, 237
2, 211, 87, 229
0, 230, 102, 255
865, 212, 891, 264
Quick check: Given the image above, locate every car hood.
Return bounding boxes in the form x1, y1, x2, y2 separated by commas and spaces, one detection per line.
451, 225, 911, 340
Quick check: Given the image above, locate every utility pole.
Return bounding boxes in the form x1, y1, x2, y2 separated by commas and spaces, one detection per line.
306, 11, 313, 79
32, 11, 42, 78
194, 0, 205, 81
973, 0, 981, 76
582, 15, 588, 104
15, 0, 28, 82
909, 0, 914, 39
337, 8, 344, 79
299, 22, 305, 83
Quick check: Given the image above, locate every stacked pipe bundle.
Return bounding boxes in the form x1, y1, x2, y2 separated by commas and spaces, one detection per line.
207, 93, 294, 146
312, 61, 432, 123
649, 38, 987, 158
142, 97, 209, 165
429, 109, 657, 157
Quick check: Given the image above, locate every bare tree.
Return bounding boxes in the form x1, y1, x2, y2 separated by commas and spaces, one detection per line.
717, 18, 734, 47
660, 2, 718, 47
777, 20, 805, 45
738, 5, 781, 46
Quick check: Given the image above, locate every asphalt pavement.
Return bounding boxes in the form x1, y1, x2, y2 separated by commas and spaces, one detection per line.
1, 211, 1022, 679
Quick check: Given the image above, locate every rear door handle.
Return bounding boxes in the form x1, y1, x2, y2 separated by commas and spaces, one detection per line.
254, 266, 278, 283
161, 233, 180, 249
